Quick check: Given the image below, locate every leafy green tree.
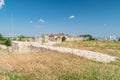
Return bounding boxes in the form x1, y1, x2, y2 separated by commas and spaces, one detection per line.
18, 35, 25, 41
82, 34, 95, 40
4, 38, 11, 46
0, 33, 12, 46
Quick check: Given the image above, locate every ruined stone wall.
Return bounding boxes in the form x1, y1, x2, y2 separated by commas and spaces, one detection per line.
12, 41, 48, 53
9, 41, 116, 63
0, 44, 7, 50
12, 41, 31, 53
66, 37, 84, 41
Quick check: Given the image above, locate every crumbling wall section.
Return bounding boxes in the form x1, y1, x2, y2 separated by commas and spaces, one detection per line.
12, 41, 48, 53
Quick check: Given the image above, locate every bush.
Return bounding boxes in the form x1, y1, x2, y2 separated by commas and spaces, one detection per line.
4, 38, 11, 46
82, 34, 95, 41
0, 33, 3, 40
0, 33, 11, 46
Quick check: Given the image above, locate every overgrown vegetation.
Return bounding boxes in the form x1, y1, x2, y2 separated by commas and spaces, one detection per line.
0, 33, 11, 46
0, 41, 120, 80
79, 34, 95, 40
13, 35, 35, 41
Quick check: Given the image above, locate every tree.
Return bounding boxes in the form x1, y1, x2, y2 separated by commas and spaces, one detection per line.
0, 33, 12, 46
118, 38, 120, 41
18, 35, 25, 41
82, 34, 95, 40
0, 33, 3, 40
4, 38, 11, 46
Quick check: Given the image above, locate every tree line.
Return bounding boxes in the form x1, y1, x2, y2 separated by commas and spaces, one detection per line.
78, 34, 95, 40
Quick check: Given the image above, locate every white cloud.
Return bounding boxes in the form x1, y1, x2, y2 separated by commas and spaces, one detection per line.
29, 21, 33, 23
104, 24, 107, 26
0, 0, 5, 9
39, 19, 45, 23
69, 15, 75, 19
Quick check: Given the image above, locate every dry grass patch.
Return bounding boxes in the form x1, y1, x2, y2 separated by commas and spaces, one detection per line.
0, 51, 84, 80
54, 40, 120, 56
0, 48, 120, 80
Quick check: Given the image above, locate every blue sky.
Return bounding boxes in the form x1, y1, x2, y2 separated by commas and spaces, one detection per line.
0, 0, 120, 37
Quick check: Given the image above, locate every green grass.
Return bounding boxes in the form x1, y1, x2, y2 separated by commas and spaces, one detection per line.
0, 40, 120, 80
0, 73, 25, 80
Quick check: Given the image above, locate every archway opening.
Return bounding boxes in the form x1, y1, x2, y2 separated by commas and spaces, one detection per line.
62, 37, 66, 42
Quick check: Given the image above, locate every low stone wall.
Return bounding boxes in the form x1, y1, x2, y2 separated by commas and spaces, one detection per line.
11, 41, 116, 63
12, 41, 48, 53
0, 45, 7, 51
66, 37, 84, 41
0, 44, 12, 53
12, 41, 29, 53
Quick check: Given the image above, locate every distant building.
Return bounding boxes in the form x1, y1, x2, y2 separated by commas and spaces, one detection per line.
41, 33, 84, 43
106, 35, 119, 41
41, 33, 67, 42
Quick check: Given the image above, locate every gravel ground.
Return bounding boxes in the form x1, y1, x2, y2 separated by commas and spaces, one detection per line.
32, 42, 116, 63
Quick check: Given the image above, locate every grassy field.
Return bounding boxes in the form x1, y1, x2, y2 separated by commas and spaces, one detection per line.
54, 40, 120, 57
0, 40, 120, 80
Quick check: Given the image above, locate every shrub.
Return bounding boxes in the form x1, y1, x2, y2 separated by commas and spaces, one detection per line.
4, 38, 11, 46
82, 34, 95, 41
